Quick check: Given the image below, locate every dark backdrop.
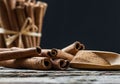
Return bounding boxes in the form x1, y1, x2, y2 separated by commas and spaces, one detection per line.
40, 0, 120, 53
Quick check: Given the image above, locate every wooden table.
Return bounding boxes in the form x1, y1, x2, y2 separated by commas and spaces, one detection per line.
0, 67, 120, 84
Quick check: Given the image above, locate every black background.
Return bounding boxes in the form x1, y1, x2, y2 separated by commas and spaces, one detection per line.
40, 0, 120, 53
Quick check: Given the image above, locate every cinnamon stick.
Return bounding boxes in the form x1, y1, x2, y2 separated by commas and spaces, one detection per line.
0, 57, 52, 70
40, 1, 48, 16
24, 2, 33, 48
0, 0, 11, 30
26, 2, 36, 47
16, 0, 25, 2
25, 0, 31, 3
14, 6, 30, 48
62, 60, 70, 68
10, 47, 23, 50
0, 15, 1, 27
5, 0, 19, 31
51, 59, 70, 70
25, 0, 36, 3
62, 41, 85, 55
39, 49, 58, 57
34, 2, 46, 46
0, 35, 6, 48
30, 3, 36, 47
0, 48, 12, 52
31, 0, 36, 4
0, 14, 6, 48
15, 6, 26, 30
0, 12, 5, 48
37, 1, 48, 16
26, 2, 35, 27
0, 47, 23, 52
0, 47, 41, 61
0, 12, 3, 48
51, 49, 74, 61
5, 0, 20, 47
16, 0, 25, 7
34, 3, 41, 46
0, 0, 14, 48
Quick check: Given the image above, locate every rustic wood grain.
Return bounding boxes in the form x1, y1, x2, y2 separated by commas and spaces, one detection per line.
0, 67, 120, 83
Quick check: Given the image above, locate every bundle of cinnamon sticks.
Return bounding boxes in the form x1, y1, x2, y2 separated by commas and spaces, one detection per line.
0, 41, 85, 70
0, 0, 47, 48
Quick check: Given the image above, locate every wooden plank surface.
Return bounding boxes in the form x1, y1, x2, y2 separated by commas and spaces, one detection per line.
0, 67, 120, 84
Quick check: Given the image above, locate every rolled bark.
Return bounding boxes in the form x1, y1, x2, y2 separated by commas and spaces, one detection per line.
40, 1, 48, 16
0, 48, 12, 52
25, 0, 29, 2
26, 3, 35, 24
39, 49, 58, 57
62, 60, 70, 68
14, 6, 30, 48
26, 2, 36, 47
51, 59, 70, 70
0, 0, 13, 48
15, 6, 26, 30
0, 15, 1, 27
0, 10, 6, 48
0, 35, 6, 48
34, 2, 47, 46
5, 0, 19, 47
51, 49, 74, 61
0, 47, 23, 52
25, 0, 36, 3
16, 0, 25, 2
0, 47, 41, 61
0, 15, 5, 48
0, 11, 2, 27
10, 47, 23, 50
30, 3, 36, 47
62, 41, 85, 55
24, 2, 33, 48
0, 8, 6, 48
0, 0, 11, 30
34, 3, 42, 46
25, 0, 33, 3
16, 0, 26, 7
31, 0, 36, 3
5, 0, 19, 31
0, 57, 52, 70
0, 17, 6, 48
37, 1, 48, 16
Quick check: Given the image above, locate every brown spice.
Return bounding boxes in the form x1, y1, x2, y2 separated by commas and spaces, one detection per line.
34, 2, 47, 46
39, 49, 57, 57
71, 50, 110, 66
14, 6, 26, 48
62, 41, 85, 55
26, 2, 36, 47
51, 49, 74, 61
0, 47, 41, 61
0, 35, 6, 48
51, 59, 70, 70
0, 57, 52, 70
